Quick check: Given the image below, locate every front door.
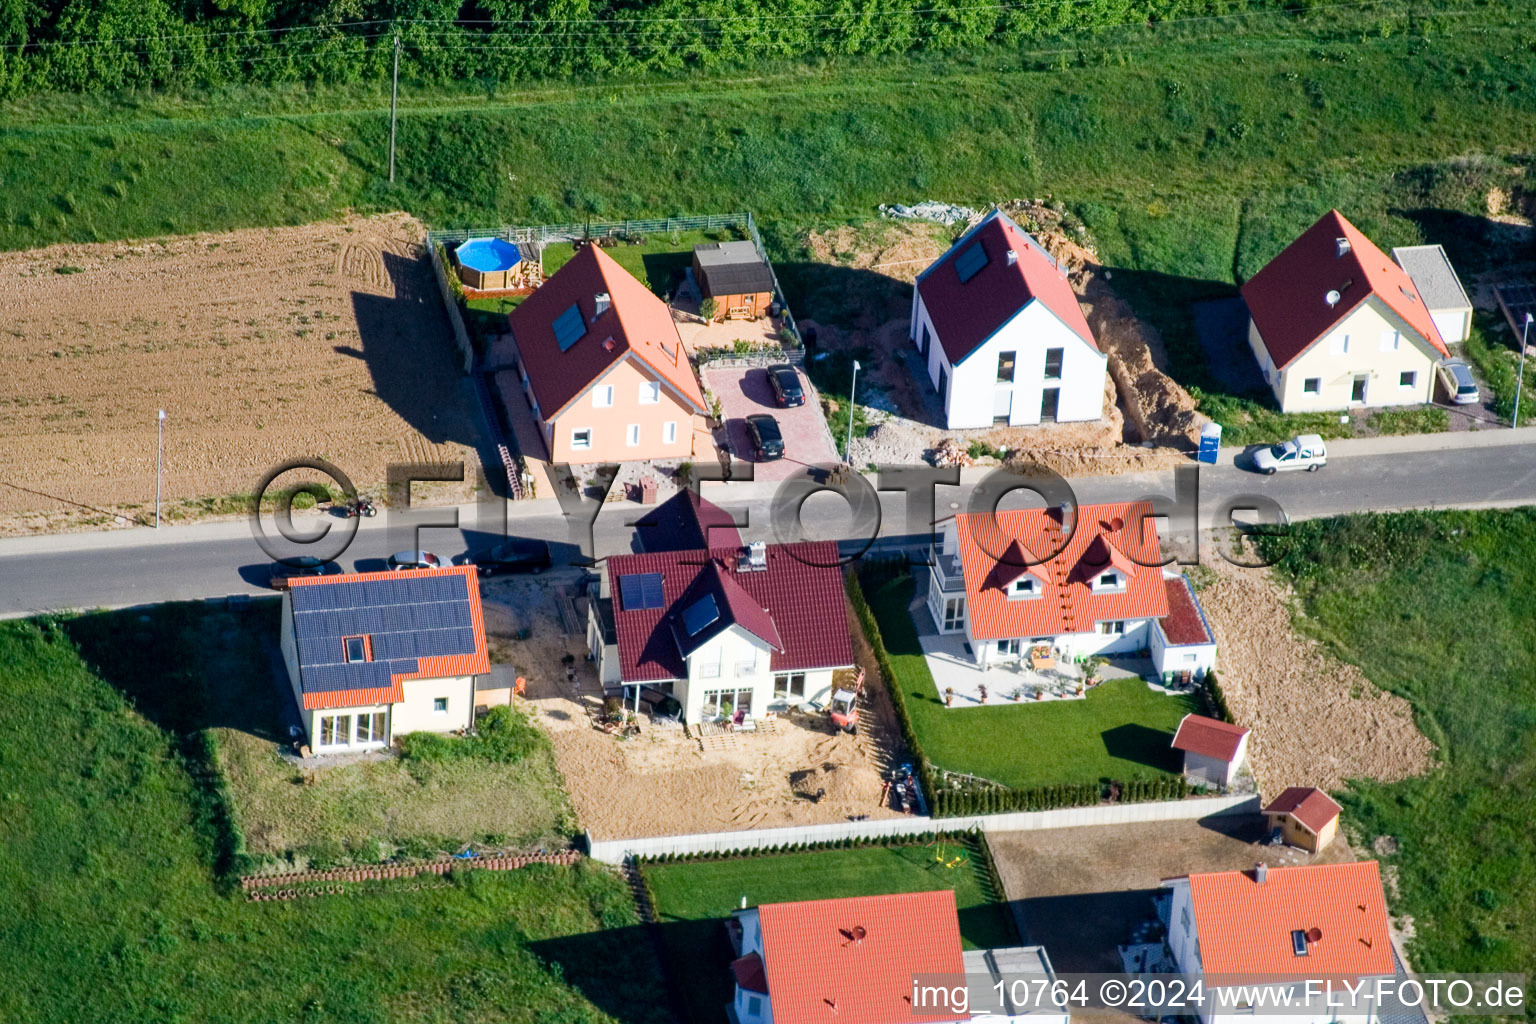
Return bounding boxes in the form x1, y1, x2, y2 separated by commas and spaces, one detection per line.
1040, 387, 1060, 422
938, 367, 949, 408
1351, 375, 1368, 403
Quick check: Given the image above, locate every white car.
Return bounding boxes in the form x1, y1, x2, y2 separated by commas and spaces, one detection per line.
1436, 359, 1480, 405
1253, 434, 1327, 474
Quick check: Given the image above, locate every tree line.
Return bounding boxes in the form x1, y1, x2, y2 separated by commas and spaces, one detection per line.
0, 0, 1291, 99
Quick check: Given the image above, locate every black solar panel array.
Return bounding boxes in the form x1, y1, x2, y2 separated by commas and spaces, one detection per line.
619, 572, 665, 611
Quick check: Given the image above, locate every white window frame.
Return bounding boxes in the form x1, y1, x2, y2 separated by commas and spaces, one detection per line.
571, 428, 593, 451
662, 420, 678, 445
432, 697, 449, 714
1399, 370, 1417, 388
319, 714, 352, 747
998, 638, 1022, 657
1303, 377, 1321, 395
696, 647, 722, 679
1097, 620, 1126, 636
1380, 329, 1401, 352
1092, 570, 1126, 593
354, 710, 387, 745
736, 648, 758, 674
626, 423, 641, 447
1329, 333, 1350, 356
774, 672, 807, 698
592, 384, 614, 408
1007, 576, 1040, 600
638, 381, 661, 405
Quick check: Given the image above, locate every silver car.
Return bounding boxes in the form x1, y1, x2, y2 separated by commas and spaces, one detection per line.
1437, 359, 1480, 405
1253, 433, 1327, 474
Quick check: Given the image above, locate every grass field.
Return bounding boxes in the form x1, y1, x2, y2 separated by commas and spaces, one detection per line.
541, 227, 742, 293
0, 614, 666, 1024
1260, 509, 1536, 977
861, 571, 1197, 788
642, 841, 1016, 1024
65, 599, 574, 867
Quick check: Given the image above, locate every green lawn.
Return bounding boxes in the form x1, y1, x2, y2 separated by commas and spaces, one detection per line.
642, 841, 1016, 1024
1462, 309, 1535, 423
0, 613, 667, 1024
862, 571, 1198, 789
63, 599, 575, 869
1260, 509, 1536, 978
540, 227, 743, 295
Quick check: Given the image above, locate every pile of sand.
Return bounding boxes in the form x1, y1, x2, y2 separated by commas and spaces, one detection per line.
1196, 558, 1436, 793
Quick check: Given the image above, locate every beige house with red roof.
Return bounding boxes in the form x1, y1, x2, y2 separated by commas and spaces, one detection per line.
277, 566, 490, 754
1242, 211, 1449, 413
1164, 861, 1397, 1024
501, 243, 706, 463
927, 501, 1217, 682
728, 890, 1066, 1024
911, 210, 1107, 428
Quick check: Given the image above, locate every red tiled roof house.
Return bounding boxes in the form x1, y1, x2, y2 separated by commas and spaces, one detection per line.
278, 566, 491, 753
1164, 861, 1397, 1024
1241, 210, 1449, 412
497, 244, 706, 463
728, 890, 1067, 1024
927, 500, 1217, 680
587, 497, 852, 723
1170, 713, 1251, 788
1263, 787, 1343, 853
911, 210, 1107, 428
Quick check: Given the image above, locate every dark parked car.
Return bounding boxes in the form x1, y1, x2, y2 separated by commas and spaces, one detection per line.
460, 538, 553, 577
387, 550, 443, 571
269, 556, 341, 591
745, 413, 785, 460
767, 364, 805, 407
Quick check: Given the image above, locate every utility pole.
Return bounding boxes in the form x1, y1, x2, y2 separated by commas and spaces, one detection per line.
388, 34, 400, 184
845, 359, 861, 464
155, 409, 166, 528
1515, 312, 1533, 429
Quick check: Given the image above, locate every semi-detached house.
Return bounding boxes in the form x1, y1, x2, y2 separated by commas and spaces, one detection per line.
910, 210, 1107, 429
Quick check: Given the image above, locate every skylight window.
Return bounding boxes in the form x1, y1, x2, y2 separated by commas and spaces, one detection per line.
681, 593, 721, 636
553, 304, 587, 351
343, 636, 368, 663
1291, 930, 1309, 957
619, 572, 665, 611
954, 241, 989, 283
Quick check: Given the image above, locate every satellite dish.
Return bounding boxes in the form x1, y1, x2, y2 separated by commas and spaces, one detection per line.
1325, 290, 1341, 307
851, 926, 867, 942
1307, 927, 1324, 944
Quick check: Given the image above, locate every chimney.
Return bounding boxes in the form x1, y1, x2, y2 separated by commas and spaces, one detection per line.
1335, 237, 1351, 257
1254, 862, 1268, 884
1006, 249, 1019, 265
740, 541, 767, 572
1057, 501, 1073, 534
594, 291, 611, 317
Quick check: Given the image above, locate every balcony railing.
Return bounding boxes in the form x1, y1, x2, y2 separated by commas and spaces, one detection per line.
930, 545, 966, 592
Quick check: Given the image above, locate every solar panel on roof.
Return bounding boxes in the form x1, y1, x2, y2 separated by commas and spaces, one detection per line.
620, 572, 665, 611
954, 240, 989, 283
681, 593, 720, 636
553, 304, 587, 351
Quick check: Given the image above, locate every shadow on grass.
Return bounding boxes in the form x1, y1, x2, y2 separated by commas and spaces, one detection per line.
775, 261, 914, 331
1098, 266, 1240, 396
529, 923, 682, 1024
1099, 722, 1181, 776
1390, 206, 1536, 278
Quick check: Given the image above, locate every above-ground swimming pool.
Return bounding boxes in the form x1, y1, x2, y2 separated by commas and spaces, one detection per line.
454, 237, 523, 290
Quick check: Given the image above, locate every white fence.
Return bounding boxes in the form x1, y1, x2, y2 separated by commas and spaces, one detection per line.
586, 793, 1261, 864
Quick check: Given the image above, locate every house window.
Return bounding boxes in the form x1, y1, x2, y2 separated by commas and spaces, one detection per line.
1098, 620, 1126, 635
1094, 571, 1125, 592
433, 697, 448, 714
626, 424, 641, 447
592, 385, 614, 407
696, 647, 722, 678
1044, 347, 1064, 380
342, 635, 368, 663
1303, 377, 1321, 394
319, 714, 351, 746
736, 648, 758, 674
639, 381, 661, 405
919, 324, 931, 358
998, 638, 1022, 656
996, 351, 1016, 383
1329, 333, 1350, 356
943, 597, 965, 631
1380, 329, 1401, 352
701, 687, 751, 719
1400, 370, 1417, 388
747, 995, 762, 1017
775, 672, 807, 698
1181, 906, 1190, 933
662, 421, 678, 445
571, 428, 593, 451
1007, 576, 1039, 600
355, 711, 387, 744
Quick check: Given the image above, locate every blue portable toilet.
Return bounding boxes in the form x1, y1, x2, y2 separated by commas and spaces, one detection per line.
1198, 422, 1222, 465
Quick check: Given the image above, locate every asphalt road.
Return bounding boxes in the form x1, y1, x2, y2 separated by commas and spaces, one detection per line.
2, 433, 1534, 618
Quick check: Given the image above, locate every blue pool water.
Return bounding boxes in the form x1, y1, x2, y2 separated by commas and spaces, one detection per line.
456, 237, 522, 273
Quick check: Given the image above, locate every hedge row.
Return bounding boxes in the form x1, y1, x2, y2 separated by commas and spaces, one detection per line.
1202, 669, 1234, 723
632, 829, 983, 866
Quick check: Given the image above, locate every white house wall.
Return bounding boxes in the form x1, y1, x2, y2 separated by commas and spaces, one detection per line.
912, 292, 1106, 429
679, 624, 777, 721
1150, 622, 1218, 680
966, 619, 1153, 666
1251, 297, 1439, 412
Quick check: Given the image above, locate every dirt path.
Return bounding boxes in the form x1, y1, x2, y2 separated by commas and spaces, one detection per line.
0, 213, 479, 533
1196, 558, 1435, 793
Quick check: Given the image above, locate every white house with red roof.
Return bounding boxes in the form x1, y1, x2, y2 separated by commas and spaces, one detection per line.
911, 210, 1107, 429
728, 890, 1067, 1024
926, 501, 1217, 681
588, 523, 853, 724
1170, 713, 1251, 788
1241, 210, 1449, 413
498, 243, 706, 463
277, 566, 491, 753
1163, 861, 1397, 1024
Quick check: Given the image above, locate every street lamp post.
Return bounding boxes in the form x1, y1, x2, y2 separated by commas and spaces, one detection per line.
155, 409, 166, 528
1515, 313, 1533, 430
845, 359, 861, 464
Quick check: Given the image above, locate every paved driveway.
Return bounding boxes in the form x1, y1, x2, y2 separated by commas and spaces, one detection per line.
703, 365, 839, 482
